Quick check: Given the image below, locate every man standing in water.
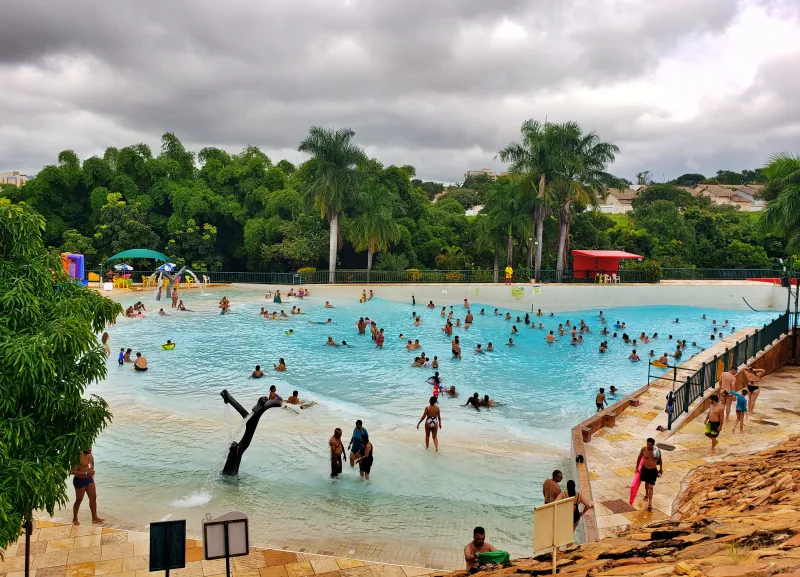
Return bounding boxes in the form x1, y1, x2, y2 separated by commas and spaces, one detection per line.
72, 447, 104, 525
543, 470, 563, 504
704, 394, 724, 455
634, 438, 663, 511
348, 420, 368, 468
417, 396, 442, 454
329, 428, 345, 478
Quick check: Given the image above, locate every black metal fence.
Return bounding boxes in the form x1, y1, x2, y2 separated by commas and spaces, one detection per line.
92, 267, 790, 286
667, 312, 790, 429
661, 268, 782, 280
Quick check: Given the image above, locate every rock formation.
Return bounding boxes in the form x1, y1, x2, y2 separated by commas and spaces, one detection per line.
450, 435, 800, 577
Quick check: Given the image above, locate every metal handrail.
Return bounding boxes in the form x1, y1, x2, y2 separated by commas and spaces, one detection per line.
666, 313, 790, 429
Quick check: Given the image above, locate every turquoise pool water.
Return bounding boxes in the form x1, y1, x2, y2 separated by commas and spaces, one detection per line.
75, 289, 776, 559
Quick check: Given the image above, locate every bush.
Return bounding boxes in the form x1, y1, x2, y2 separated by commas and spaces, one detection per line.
622, 259, 663, 282
405, 268, 422, 281
473, 270, 493, 282
296, 266, 316, 282
445, 271, 463, 282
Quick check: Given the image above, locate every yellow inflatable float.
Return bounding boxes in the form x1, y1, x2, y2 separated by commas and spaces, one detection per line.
161, 340, 176, 350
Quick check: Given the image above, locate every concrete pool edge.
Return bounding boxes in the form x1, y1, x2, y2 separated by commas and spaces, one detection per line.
572, 328, 798, 542
229, 281, 784, 312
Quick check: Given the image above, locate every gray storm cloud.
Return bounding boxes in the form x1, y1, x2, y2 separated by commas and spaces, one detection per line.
0, 0, 798, 182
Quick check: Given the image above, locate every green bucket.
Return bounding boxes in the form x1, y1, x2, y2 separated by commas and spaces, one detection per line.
477, 551, 510, 565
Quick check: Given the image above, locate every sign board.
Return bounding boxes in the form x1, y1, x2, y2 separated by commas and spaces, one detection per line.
441, 289, 448, 295
511, 286, 525, 300
149, 520, 186, 572
103, 282, 113, 291
203, 512, 249, 561
532, 286, 541, 296
533, 497, 574, 554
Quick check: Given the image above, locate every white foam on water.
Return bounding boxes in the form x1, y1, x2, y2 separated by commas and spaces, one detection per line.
170, 490, 213, 508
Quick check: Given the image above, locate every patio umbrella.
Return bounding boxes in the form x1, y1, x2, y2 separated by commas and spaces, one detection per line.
113, 263, 133, 271
157, 262, 177, 272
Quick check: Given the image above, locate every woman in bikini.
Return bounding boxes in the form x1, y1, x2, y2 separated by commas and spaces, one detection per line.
416, 396, 442, 454
557, 480, 593, 532
742, 367, 766, 413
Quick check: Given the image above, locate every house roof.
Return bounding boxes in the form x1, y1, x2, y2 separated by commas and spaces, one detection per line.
605, 188, 638, 202
571, 250, 644, 259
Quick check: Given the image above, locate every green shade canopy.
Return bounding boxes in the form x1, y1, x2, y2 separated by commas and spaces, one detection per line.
103, 249, 170, 264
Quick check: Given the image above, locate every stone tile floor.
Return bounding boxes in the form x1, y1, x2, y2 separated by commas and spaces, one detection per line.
0, 521, 447, 577
583, 362, 800, 539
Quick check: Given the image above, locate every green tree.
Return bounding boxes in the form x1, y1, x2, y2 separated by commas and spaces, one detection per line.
298, 126, 367, 282
434, 245, 467, 269
94, 193, 160, 259
673, 173, 706, 186
440, 188, 480, 209
0, 199, 121, 548
496, 120, 569, 281
166, 219, 221, 272
553, 125, 618, 275
714, 170, 744, 185
347, 185, 401, 271
760, 153, 800, 251
636, 171, 653, 185
61, 229, 98, 268
483, 177, 529, 267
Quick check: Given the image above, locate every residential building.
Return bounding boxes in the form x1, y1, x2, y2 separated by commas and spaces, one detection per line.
465, 204, 484, 217
679, 183, 765, 211
0, 171, 29, 187
598, 188, 637, 214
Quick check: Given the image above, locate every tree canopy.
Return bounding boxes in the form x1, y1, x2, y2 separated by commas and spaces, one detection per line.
0, 199, 122, 549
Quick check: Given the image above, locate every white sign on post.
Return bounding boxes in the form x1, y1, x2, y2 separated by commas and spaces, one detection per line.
203, 511, 249, 577
533, 497, 574, 575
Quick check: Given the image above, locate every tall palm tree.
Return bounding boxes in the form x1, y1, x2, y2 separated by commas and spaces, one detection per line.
298, 126, 367, 282
760, 152, 800, 251
484, 177, 530, 269
475, 214, 506, 282
497, 120, 569, 281
347, 185, 401, 271
554, 126, 619, 275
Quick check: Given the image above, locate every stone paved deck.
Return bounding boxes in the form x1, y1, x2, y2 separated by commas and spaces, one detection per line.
583, 361, 800, 539
0, 521, 446, 577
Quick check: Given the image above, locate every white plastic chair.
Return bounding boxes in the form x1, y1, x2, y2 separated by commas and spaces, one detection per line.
603, 274, 611, 284
611, 273, 620, 283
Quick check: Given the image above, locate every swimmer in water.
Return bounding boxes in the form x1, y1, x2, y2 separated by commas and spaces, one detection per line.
504, 312, 511, 320
536, 309, 543, 316
629, 349, 641, 362
451, 336, 462, 359
284, 390, 316, 410
494, 308, 499, 316
487, 342, 494, 351
545, 331, 558, 343
325, 301, 334, 308
480, 395, 500, 408
414, 316, 422, 326
480, 309, 485, 315
432, 355, 439, 368
326, 336, 340, 346
259, 307, 267, 315
475, 344, 484, 354
441, 307, 446, 317
427, 301, 435, 309
177, 300, 191, 311
251, 365, 264, 379
310, 318, 333, 325
285, 329, 294, 335
463, 392, 481, 411
399, 333, 404, 340
506, 338, 514, 346
274, 358, 286, 371
442, 385, 458, 397
511, 325, 518, 334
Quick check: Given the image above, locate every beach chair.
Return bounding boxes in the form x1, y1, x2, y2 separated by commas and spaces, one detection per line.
611, 273, 620, 283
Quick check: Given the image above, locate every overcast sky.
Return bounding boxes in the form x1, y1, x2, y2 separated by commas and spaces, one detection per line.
2, 0, 799, 183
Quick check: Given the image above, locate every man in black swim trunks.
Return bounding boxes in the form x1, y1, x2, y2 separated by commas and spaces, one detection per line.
635, 437, 662, 511
704, 394, 724, 455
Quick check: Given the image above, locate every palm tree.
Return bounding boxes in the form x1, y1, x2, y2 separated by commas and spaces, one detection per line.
347, 185, 401, 271
497, 120, 568, 281
475, 214, 506, 282
761, 152, 800, 251
484, 177, 530, 269
434, 245, 467, 270
298, 126, 367, 282
554, 126, 619, 275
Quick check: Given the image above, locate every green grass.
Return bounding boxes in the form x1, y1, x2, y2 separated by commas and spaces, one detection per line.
607, 213, 631, 227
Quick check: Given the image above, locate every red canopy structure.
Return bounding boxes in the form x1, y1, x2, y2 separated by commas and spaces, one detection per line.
572, 249, 643, 279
